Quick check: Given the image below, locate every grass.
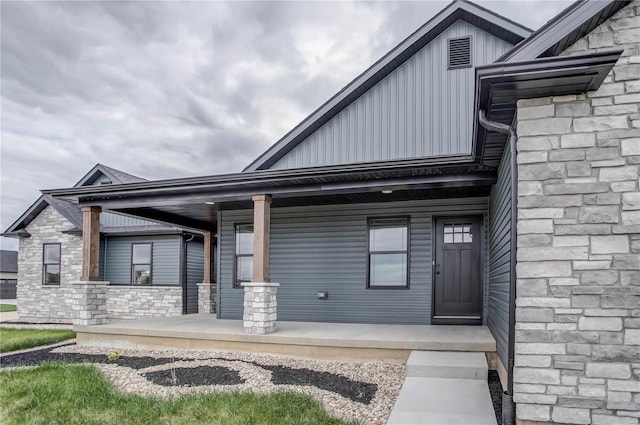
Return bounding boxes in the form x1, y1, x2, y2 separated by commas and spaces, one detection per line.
0, 327, 76, 353
0, 304, 16, 312
0, 363, 355, 425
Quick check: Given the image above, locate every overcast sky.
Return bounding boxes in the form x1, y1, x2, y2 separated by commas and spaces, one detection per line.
0, 0, 573, 250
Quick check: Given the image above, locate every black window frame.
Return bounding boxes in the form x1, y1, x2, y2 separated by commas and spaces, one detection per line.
367, 217, 410, 290
447, 35, 472, 70
131, 243, 153, 286
42, 243, 61, 286
233, 223, 254, 288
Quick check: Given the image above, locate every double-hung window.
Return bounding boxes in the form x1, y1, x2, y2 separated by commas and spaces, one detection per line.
43, 243, 61, 285
368, 218, 409, 288
131, 243, 152, 285
234, 224, 254, 287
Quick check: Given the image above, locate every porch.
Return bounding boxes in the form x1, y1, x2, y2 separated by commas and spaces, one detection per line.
74, 315, 496, 363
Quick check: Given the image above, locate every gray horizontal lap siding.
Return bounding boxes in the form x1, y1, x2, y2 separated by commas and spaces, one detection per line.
220, 198, 488, 324
487, 142, 512, 369
186, 239, 204, 313
270, 21, 513, 170
104, 235, 181, 285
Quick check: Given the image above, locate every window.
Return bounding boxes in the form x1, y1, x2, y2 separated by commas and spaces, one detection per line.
131, 243, 152, 285
43, 243, 61, 285
234, 224, 253, 288
444, 224, 473, 244
448, 36, 472, 69
368, 218, 409, 288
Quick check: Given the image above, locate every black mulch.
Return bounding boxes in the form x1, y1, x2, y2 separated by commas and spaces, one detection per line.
488, 370, 503, 425
143, 365, 245, 387
255, 363, 377, 405
1, 344, 378, 404
0, 344, 171, 370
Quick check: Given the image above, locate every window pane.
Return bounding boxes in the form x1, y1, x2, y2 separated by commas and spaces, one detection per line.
45, 265, 60, 284
236, 225, 254, 255
132, 244, 151, 264
370, 253, 407, 286
44, 244, 60, 264
463, 233, 473, 243
236, 256, 253, 282
370, 226, 407, 251
132, 265, 151, 285
444, 233, 454, 243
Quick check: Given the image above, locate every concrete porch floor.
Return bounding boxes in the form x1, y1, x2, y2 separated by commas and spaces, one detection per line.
75, 314, 496, 362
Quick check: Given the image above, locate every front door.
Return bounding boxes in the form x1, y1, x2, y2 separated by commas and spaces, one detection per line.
433, 217, 483, 325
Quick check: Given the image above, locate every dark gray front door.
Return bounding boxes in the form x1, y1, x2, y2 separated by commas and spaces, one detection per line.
433, 217, 483, 325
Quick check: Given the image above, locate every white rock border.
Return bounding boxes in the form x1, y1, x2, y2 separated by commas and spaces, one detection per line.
50, 345, 405, 425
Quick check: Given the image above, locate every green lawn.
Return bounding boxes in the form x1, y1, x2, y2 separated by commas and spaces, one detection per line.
0, 304, 16, 312
0, 327, 76, 353
0, 363, 354, 425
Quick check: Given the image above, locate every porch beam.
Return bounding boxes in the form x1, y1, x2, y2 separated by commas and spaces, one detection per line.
81, 206, 101, 281
252, 194, 271, 283
203, 231, 214, 283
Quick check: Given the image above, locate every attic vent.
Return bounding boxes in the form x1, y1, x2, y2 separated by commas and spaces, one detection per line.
448, 36, 471, 69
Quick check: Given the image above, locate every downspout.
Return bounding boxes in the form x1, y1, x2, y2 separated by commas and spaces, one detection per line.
479, 110, 517, 425
182, 234, 196, 315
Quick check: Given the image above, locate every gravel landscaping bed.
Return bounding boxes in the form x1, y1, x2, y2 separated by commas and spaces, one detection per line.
0, 343, 405, 424
488, 370, 503, 425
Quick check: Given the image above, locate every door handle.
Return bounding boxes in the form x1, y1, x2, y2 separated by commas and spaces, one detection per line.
435, 263, 440, 275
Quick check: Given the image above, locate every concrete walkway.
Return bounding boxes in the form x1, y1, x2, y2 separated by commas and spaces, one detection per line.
387, 351, 498, 425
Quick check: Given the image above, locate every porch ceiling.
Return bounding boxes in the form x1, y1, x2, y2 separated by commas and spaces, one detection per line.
111, 184, 493, 231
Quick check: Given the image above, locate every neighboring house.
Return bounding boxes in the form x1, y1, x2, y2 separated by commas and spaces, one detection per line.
26, 1, 640, 424
0, 250, 18, 299
2, 164, 204, 322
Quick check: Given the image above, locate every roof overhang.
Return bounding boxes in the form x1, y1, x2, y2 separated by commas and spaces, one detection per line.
499, 0, 630, 62
473, 49, 622, 168
44, 157, 497, 230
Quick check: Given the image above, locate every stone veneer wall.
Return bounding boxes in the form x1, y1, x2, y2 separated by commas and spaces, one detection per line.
17, 206, 81, 321
514, 2, 640, 424
17, 205, 183, 321
105, 286, 182, 319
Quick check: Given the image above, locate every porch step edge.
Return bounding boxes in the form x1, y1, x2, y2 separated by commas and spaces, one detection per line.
406, 350, 488, 380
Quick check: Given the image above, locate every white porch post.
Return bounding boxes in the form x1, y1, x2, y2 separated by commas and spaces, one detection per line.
242, 194, 279, 334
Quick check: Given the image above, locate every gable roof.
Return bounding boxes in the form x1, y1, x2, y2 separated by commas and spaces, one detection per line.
244, 0, 531, 171
0, 250, 18, 274
498, 0, 631, 62
2, 164, 154, 236
75, 163, 147, 187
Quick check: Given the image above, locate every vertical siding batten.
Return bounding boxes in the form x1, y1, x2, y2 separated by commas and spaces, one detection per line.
269, 21, 512, 170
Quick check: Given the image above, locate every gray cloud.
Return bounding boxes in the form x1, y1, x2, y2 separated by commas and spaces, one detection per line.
0, 0, 572, 249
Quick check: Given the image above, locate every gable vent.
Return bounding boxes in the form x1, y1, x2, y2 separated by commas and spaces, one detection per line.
448, 37, 471, 69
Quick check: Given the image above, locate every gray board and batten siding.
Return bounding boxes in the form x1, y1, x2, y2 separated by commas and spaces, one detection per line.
104, 235, 181, 285
185, 238, 205, 314
269, 21, 513, 170
219, 198, 489, 324
487, 141, 512, 370
100, 212, 164, 228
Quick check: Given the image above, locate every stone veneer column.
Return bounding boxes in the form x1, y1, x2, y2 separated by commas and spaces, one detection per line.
71, 281, 108, 326
197, 282, 216, 314
242, 281, 279, 334
513, 2, 640, 424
